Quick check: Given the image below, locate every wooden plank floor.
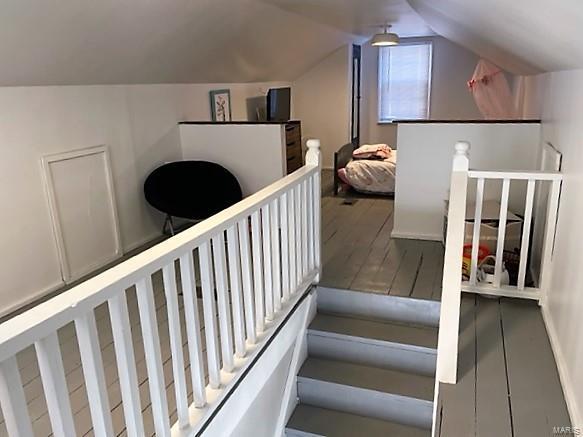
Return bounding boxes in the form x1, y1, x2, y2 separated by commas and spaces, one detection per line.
436, 295, 571, 437
0, 170, 570, 436
319, 178, 443, 300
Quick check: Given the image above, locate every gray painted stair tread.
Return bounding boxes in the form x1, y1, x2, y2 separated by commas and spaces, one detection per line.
286, 404, 430, 437
299, 357, 434, 401
309, 313, 438, 349
317, 286, 440, 327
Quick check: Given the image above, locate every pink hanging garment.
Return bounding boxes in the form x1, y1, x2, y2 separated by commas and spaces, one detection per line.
468, 60, 517, 119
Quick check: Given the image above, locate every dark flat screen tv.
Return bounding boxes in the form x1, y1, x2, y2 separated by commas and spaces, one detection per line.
266, 87, 291, 121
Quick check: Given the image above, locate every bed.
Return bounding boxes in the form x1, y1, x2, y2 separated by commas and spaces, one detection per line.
333, 142, 397, 196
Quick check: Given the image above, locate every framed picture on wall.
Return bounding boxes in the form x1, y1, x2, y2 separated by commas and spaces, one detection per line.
209, 89, 232, 122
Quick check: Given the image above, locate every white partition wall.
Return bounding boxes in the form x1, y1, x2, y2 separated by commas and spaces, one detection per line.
179, 123, 286, 196
392, 122, 541, 241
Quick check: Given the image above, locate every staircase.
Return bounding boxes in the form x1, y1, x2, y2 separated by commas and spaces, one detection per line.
285, 287, 441, 436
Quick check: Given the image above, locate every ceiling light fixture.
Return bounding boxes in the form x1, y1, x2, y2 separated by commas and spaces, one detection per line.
371, 24, 399, 47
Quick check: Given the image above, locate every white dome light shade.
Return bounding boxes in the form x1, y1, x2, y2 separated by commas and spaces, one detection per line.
371, 25, 399, 46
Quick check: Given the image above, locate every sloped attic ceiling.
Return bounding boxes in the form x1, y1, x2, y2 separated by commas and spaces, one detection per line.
260, 0, 434, 38
0, 0, 439, 86
407, 0, 583, 75
0, 0, 355, 86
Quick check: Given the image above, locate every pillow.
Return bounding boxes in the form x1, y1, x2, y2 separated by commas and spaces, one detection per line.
353, 143, 392, 160
337, 168, 351, 186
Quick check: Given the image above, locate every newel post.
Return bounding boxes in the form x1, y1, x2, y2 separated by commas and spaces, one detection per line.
306, 139, 321, 283
436, 141, 470, 385
305, 139, 321, 167
452, 141, 470, 172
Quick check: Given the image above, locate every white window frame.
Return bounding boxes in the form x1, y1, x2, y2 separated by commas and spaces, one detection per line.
377, 41, 433, 123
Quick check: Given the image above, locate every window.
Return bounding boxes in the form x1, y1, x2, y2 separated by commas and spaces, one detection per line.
378, 42, 433, 122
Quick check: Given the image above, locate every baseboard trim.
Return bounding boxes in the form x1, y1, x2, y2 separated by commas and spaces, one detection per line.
390, 230, 443, 242
541, 304, 582, 429
1, 232, 165, 322
0, 280, 64, 321
123, 230, 164, 253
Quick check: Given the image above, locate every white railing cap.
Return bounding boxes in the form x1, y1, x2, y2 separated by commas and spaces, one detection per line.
306, 139, 321, 166
454, 141, 470, 154
468, 169, 563, 181
452, 141, 470, 172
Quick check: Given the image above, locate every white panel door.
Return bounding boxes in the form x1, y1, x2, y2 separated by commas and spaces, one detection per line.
531, 142, 562, 285
42, 146, 121, 282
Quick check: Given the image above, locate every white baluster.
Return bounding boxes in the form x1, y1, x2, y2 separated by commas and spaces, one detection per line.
251, 211, 265, 332
307, 175, 315, 271
35, 332, 76, 437
517, 179, 536, 290
470, 178, 485, 285
306, 139, 322, 280
108, 292, 144, 437
178, 251, 206, 407
270, 198, 282, 312
212, 233, 235, 372
261, 204, 274, 320
135, 277, 170, 436
301, 179, 309, 276
227, 226, 247, 358
314, 172, 322, 279
162, 263, 189, 427
199, 242, 222, 388
295, 184, 302, 285
0, 357, 34, 437
288, 187, 298, 293
75, 311, 114, 436
494, 179, 510, 288
280, 192, 290, 302
237, 218, 257, 344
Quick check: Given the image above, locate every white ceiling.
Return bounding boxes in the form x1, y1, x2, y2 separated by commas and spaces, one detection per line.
407, 0, 583, 74
260, 0, 434, 38
0, 0, 352, 86
2, 0, 582, 86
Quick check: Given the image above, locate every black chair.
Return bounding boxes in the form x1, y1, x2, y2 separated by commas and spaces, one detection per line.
144, 161, 243, 235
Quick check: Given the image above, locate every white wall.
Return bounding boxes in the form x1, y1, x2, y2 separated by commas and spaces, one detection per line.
293, 45, 352, 168
361, 37, 486, 147
537, 69, 583, 429
392, 123, 541, 241
0, 81, 287, 315
179, 124, 286, 196
513, 74, 545, 119
227, 348, 294, 437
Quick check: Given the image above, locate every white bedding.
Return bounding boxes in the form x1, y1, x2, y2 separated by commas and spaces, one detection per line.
341, 150, 397, 194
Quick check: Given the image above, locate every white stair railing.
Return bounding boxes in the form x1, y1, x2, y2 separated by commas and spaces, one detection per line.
437, 141, 562, 384
463, 169, 562, 301
0, 140, 322, 436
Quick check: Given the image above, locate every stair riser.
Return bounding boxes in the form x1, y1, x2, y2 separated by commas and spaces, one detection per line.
317, 287, 440, 327
308, 333, 437, 376
297, 378, 433, 429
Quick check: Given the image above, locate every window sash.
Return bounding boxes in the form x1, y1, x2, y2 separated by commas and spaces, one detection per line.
378, 42, 433, 122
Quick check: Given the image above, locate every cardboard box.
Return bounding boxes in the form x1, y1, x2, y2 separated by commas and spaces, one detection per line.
444, 200, 523, 254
